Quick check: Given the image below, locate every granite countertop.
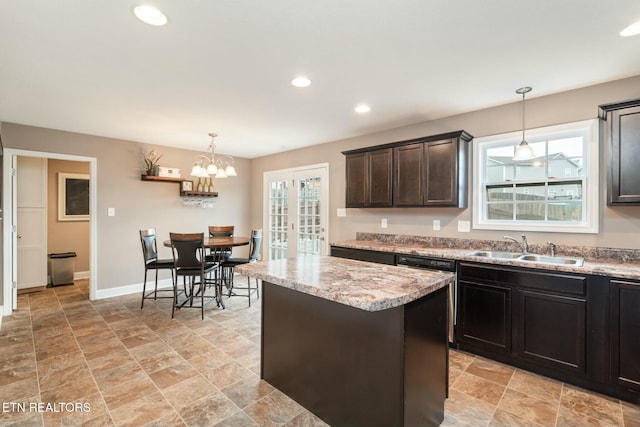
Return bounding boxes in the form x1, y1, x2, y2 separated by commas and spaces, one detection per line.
235, 255, 454, 312
331, 239, 640, 280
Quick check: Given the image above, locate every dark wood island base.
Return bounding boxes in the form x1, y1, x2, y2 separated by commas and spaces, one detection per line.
262, 281, 448, 427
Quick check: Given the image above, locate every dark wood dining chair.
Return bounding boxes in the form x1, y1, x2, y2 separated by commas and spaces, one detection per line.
207, 225, 235, 261
170, 232, 220, 319
221, 229, 262, 306
139, 228, 174, 309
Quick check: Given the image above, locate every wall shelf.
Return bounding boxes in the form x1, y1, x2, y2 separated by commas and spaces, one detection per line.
180, 191, 218, 197
142, 174, 219, 203
140, 175, 184, 183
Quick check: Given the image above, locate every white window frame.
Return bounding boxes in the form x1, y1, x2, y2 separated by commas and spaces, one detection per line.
472, 119, 599, 234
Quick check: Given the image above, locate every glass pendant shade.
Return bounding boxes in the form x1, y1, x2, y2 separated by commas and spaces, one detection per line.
225, 165, 237, 177
513, 86, 534, 161
215, 169, 227, 178
206, 164, 218, 175
190, 164, 202, 177
513, 140, 535, 160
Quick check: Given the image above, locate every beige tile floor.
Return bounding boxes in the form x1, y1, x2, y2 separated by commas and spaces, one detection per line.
1, 278, 639, 427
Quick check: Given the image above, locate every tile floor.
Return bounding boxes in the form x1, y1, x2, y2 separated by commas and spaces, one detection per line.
1, 278, 639, 427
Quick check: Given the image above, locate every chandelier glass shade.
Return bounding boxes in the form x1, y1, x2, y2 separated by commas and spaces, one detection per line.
190, 133, 237, 179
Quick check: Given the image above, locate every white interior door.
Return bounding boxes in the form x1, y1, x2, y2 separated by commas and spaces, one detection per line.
17, 156, 48, 289
264, 164, 329, 260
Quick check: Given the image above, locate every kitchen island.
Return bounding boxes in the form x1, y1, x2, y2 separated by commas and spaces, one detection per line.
236, 255, 454, 427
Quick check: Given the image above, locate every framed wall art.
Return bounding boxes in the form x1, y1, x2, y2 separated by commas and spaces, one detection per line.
58, 173, 90, 221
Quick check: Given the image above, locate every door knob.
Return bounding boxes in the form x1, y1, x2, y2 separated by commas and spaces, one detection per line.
17, 234, 22, 239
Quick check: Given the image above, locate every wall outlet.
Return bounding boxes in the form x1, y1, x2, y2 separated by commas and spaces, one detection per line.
457, 220, 470, 232
336, 208, 346, 217
433, 219, 440, 231
107, 207, 115, 217
381, 218, 388, 228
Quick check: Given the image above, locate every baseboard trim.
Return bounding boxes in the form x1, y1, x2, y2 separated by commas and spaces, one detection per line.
74, 271, 90, 280
94, 278, 173, 300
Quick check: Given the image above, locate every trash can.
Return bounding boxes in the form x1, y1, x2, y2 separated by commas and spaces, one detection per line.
48, 252, 77, 286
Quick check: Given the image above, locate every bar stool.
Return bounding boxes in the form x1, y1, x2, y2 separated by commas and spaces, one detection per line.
139, 228, 174, 309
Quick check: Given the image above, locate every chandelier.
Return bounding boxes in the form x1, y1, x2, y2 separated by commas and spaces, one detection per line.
190, 133, 237, 178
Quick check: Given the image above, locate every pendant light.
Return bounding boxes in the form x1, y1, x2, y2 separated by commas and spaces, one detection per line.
513, 86, 535, 161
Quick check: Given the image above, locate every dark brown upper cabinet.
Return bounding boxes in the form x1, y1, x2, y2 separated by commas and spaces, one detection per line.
344, 147, 393, 207
599, 98, 640, 205
343, 130, 471, 208
394, 133, 471, 207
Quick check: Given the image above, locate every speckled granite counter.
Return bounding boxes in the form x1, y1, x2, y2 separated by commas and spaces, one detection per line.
235, 254, 453, 311
331, 234, 640, 280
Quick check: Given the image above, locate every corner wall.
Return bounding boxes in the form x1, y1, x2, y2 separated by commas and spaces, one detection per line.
249, 75, 640, 250
1, 124, 252, 293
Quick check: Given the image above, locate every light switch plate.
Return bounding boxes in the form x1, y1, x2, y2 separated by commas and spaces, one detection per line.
381, 218, 388, 228
336, 208, 346, 217
107, 207, 115, 217
433, 219, 440, 231
457, 220, 470, 232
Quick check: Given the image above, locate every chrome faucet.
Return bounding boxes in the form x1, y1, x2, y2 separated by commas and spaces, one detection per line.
548, 242, 556, 257
504, 234, 528, 254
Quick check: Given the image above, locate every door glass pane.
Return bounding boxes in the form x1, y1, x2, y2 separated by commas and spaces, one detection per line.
297, 176, 322, 255
269, 180, 288, 260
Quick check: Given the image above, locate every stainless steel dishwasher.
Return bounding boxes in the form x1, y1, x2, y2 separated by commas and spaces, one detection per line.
396, 255, 457, 344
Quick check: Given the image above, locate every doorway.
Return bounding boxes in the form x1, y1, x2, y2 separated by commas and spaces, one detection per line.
263, 164, 329, 260
2, 149, 97, 315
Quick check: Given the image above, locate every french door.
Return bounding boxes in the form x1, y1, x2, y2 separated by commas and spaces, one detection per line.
264, 164, 329, 260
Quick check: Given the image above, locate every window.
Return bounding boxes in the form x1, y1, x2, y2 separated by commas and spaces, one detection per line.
473, 119, 599, 233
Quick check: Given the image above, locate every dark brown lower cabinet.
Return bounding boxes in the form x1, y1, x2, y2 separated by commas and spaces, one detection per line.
262, 282, 448, 427
610, 279, 640, 401
458, 280, 511, 354
516, 290, 586, 374
455, 263, 640, 402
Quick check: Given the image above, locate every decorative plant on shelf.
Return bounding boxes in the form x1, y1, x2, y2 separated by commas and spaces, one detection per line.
143, 148, 163, 176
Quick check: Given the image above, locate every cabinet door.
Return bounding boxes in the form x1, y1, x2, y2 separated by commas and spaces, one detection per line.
610, 279, 640, 391
367, 148, 393, 207
424, 138, 465, 207
458, 280, 512, 355
394, 143, 423, 206
516, 290, 586, 374
608, 104, 640, 205
345, 153, 367, 207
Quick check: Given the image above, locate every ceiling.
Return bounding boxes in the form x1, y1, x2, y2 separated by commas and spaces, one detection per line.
1, 1, 639, 159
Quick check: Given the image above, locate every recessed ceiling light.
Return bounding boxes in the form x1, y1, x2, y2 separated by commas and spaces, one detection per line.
133, 5, 168, 26
355, 104, 371, 113
620, 20, 640, 37
291, 77, 311, 88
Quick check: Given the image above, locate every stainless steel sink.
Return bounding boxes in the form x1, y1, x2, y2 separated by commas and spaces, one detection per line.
518, 254, 584, 266
466, 251, 521, 259
466, 251, 584, 266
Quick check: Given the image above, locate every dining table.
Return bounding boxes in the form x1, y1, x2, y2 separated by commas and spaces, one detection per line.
163, 236, 250, 249
163, 236, 250, 309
